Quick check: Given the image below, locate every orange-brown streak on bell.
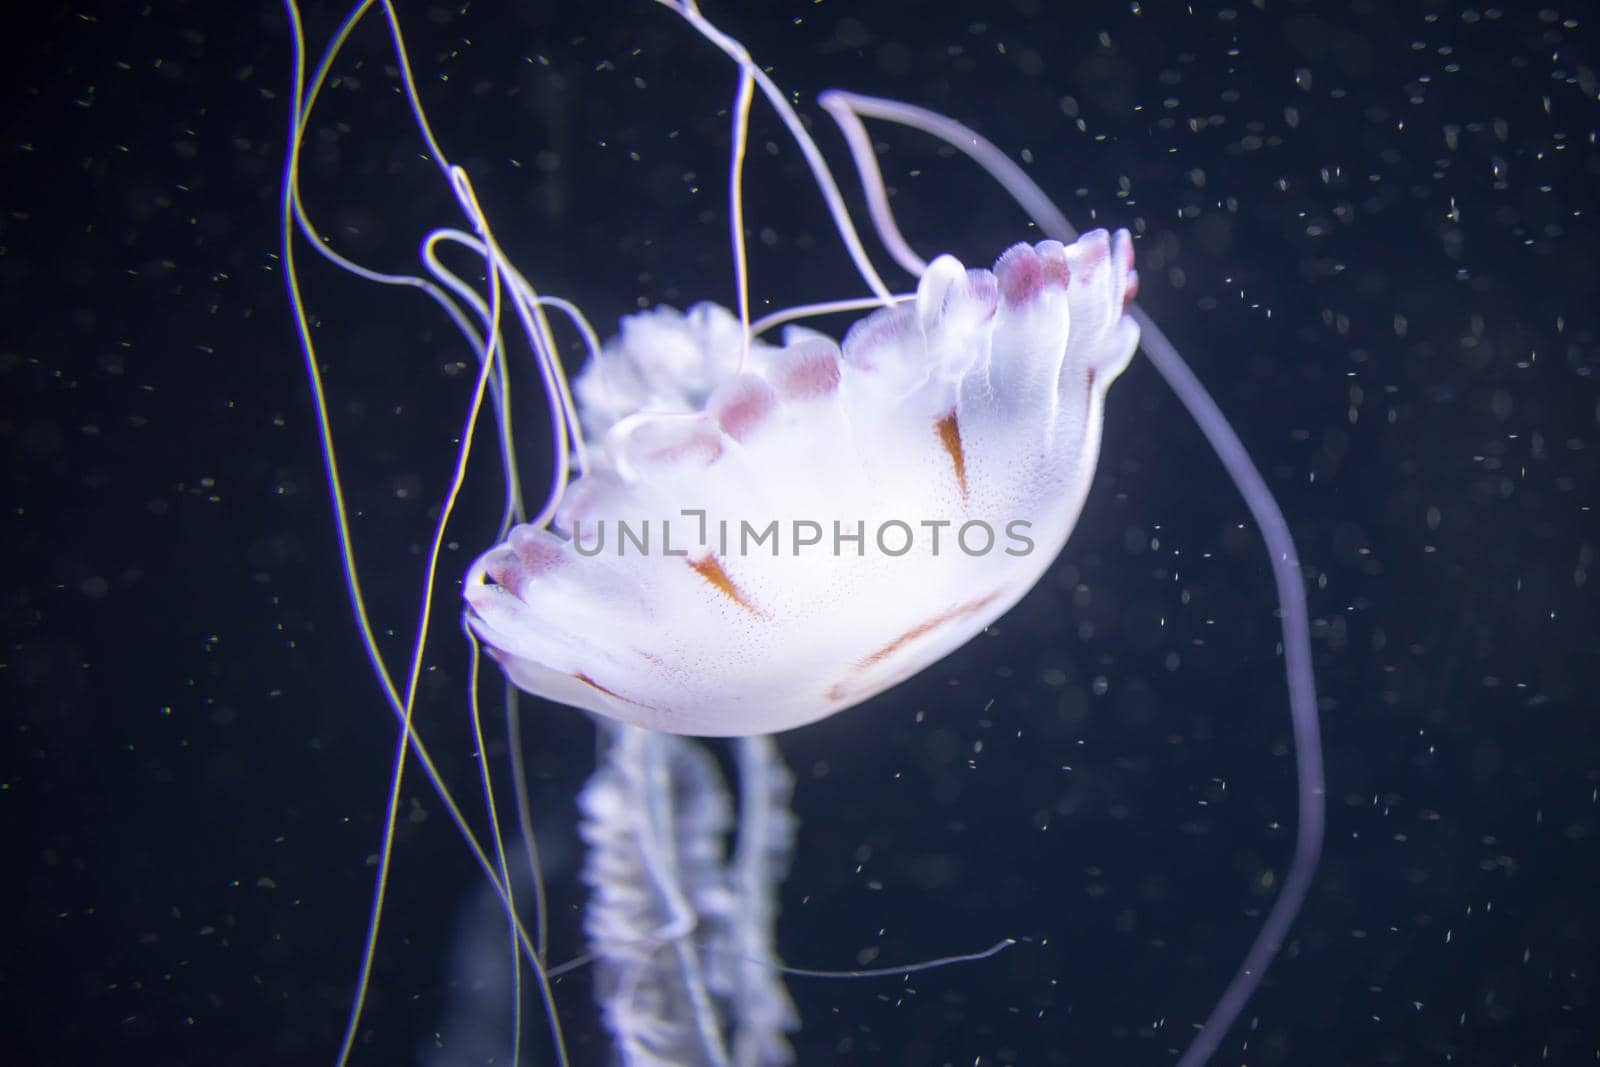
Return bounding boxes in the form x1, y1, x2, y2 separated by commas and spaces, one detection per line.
575, 671, 654, 709
689, 555, 763, 616
936, 411, 969, 501
825, 591, 1001, 702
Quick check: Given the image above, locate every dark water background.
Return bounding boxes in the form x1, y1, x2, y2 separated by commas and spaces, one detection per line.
6, 1, 1597, 1064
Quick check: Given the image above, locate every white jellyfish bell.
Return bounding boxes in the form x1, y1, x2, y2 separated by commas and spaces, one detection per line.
282, 2, 1323, 1066
464, 232, 1140, 736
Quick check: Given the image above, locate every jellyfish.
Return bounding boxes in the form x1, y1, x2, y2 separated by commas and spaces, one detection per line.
281, 2, 1323, 1065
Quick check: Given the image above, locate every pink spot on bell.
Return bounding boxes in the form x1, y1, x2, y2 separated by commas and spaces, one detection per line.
481, 547, 526, 591
996, 242, 1072, 307
1075, 229, 1111, 279
715, 379, 776, 442
777, 340, 841, 399
1037, 240, 1073, 291
995, 243, 1043, 306
842, 305, 916, 371
650, 430, 724, 467
509, 527, 564, 576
